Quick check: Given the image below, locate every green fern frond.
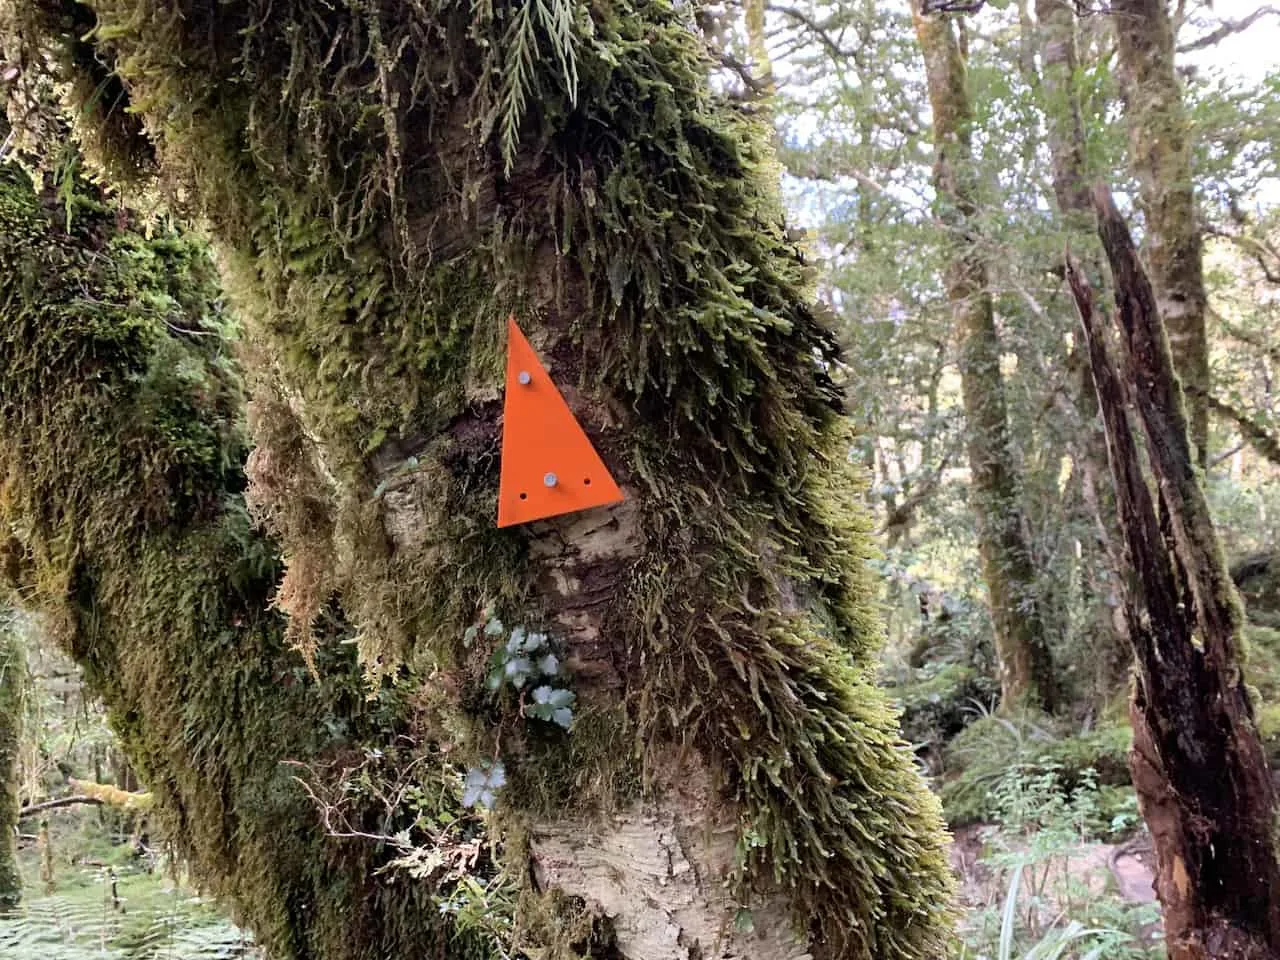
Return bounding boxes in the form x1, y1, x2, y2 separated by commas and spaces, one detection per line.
494, 0, 582, 172
0, 889, 260, 959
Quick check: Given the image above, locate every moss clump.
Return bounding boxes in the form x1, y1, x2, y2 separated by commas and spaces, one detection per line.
15, 0, 957, 955
0, 160, 505, 959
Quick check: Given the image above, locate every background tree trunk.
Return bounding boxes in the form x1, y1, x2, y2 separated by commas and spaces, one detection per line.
1033, 0, 1131, 694
1069, 185, 1280, 959
0, 611, 21, 910
4, 2, 956, 958
914, 4, 1057, 711
1113, 0, 1212, 470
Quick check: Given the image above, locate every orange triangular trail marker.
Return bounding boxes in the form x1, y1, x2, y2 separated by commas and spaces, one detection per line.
497, 316, 624, 528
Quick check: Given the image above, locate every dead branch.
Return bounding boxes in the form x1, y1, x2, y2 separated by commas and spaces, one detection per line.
1178, 6, 1280, 52
1208, 394, 1280, 466
19, 795, 104, 819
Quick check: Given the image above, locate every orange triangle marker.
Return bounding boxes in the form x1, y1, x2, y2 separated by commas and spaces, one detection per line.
497, 316, 623, 528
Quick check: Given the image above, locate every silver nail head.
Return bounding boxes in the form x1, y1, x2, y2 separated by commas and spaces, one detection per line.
518, 371, 532, 385
543, 472, 558, 488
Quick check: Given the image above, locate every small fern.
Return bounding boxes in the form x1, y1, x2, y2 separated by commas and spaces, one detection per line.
491, 0, 582, 172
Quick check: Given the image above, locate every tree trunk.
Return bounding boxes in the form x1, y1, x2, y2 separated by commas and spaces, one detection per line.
0, 611, 21, 910
0, 158, 480, 956
913, 4, 1057, 711
1033, 0, 1131, 694
1069, 185, 1280, 959
1113, 0, 1211, 470
4, 3, 955, 958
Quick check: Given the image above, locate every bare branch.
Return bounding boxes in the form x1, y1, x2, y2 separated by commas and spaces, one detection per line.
766, 4, 853, 58
921, 0, 988, 12
877, 447, 957, 543
1178, 6, 1280, 53
1206, 226, 1280, 285
716, 50, 772, 96
19, 795, 104, 818
1207, 394, 1280, 466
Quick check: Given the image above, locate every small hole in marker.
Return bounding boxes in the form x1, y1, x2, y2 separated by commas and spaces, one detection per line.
519, 492, 528, 500
583, 478, 592, 486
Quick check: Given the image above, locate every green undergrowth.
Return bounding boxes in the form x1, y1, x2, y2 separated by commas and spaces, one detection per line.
887, 662, 999, 750
958, 769, 1160, 959
13, 0, 958, 954
940, 713, 1134, 830
4, 822, 261, 960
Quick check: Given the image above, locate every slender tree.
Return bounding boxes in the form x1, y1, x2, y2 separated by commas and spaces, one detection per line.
0, 610, 21, 910
913, 2, 1057, 710
1, 3, 955, 958
1113, 0, 1211, 469
1030, 0, 1131, 690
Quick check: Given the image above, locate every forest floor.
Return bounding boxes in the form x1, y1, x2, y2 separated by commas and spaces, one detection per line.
951, 823, 1157, 906
951, 821, 1166, 958
0, 810, 259, 959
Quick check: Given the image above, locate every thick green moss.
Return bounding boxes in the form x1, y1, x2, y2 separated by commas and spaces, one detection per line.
0, 162, 508, 959
13, 0, 958, 956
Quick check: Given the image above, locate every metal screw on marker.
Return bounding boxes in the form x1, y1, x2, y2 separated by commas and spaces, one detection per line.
517, 371, 532, 385
543, 472, 558, 488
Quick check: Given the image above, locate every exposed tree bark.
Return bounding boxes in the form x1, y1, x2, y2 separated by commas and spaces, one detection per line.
1113, 0, 1211, 470
0, 611, 20, 910
1068, 184, 1280, 960
3, 2, 956, 958
913, 3, 1057, 711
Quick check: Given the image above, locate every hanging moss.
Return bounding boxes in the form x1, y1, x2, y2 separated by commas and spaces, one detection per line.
9, 0, 958, 956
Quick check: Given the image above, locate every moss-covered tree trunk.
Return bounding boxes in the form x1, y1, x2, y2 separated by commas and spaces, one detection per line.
1070, 187, 1280, 960
0, 610, 21, 910
1113, 0, 1211, 470
4, 2, 956, 958
913, 4, 1057, 712
1033, 0, 1131, 694
0, 156, 486, 958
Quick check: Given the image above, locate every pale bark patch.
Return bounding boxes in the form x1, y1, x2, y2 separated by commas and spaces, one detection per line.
531, 792, 808, 960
